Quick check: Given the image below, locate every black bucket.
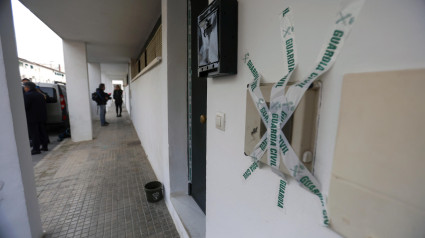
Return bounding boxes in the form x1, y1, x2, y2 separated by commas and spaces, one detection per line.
144, 181, 163, 203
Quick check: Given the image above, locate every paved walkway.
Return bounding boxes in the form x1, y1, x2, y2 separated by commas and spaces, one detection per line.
32, 125, 66, 166
34, 108, 179, 238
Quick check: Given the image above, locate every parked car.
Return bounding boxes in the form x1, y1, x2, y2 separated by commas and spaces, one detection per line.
36, 82, 69, 126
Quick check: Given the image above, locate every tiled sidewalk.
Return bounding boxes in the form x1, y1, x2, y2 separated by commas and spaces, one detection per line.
34, 108, 179, 238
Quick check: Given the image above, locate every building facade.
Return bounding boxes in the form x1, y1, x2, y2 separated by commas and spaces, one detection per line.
18, 57, 65, 83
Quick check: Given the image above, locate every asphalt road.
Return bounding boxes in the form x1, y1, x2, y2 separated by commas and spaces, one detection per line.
31, 124, 69, 166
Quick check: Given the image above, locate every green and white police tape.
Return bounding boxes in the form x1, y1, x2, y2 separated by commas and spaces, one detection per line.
243, 1, 364, 226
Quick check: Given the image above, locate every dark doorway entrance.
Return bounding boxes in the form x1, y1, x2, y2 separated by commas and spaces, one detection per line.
188, 0, 208, 213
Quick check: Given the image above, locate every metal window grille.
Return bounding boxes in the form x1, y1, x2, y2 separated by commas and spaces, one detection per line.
139, 52, 146, 71
146, 25, 162, 65
133, 24, 162, 75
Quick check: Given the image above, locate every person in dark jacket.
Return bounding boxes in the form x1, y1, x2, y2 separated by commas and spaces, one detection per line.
23, 82, 48, 154
21, 78, 30, 94
96, 83, 110, 126
113, 85, 123, 117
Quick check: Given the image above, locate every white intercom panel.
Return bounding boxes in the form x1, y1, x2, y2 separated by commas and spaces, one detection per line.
244, 82, 322, 175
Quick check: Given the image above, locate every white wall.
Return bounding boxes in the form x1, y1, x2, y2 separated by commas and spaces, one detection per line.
130, 64, 169, 189
63, 40, 93, 142
125, 63, 132, 114
129, 1, 189, 236
88, 63, 101, 120
205, 0, 425, 237
128, 4, 168, 190
0, 1, 43, 237
166, 0, 188, 195
100, 70, 113, 110
124, 84, 130, 113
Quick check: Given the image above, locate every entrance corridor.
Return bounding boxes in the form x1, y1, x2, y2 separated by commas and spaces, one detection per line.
33, 108, 179, 238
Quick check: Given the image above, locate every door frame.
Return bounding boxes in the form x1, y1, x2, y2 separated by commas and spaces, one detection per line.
187, 0, 209, 213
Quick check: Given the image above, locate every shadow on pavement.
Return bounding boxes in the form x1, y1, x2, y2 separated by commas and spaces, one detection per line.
31, 124, 69, 166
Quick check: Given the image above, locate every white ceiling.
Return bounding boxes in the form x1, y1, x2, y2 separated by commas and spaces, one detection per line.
100, 63, 129, 81
19, 0, 161, 63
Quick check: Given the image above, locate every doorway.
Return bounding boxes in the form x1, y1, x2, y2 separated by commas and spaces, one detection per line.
188, 0, 208, 214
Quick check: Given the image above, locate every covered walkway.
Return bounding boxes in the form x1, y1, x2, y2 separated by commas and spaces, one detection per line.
33, 108, 179, 238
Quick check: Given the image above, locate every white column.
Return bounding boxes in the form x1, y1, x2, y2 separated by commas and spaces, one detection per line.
88, 63, 101, 120
100, 64, 113, 110
63, 40, 93, 141
0, 1, 43, 238
165, 0, 188, 193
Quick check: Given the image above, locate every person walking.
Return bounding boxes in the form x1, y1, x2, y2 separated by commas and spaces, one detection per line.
96, 83, 110, 126
113, 85, 123, 117
23, 82, 48, 154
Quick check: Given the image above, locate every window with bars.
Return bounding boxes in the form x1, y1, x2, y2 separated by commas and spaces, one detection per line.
140, 52, 146, 71
146, 25, 162, 64
135, 23, 162, 75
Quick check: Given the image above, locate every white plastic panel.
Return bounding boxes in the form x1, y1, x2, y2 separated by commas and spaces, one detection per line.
244, 82, 321, 174
329, 69, 425, 238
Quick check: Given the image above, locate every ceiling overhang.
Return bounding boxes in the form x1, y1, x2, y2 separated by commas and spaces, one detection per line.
19, 0, 161, 63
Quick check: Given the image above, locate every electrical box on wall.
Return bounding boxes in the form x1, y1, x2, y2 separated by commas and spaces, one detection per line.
197, 0, 238, 78
244, 82, 322, 175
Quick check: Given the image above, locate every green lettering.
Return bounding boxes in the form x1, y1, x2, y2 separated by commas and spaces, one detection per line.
243, 169, 251, 179
316, 65, 325, 71
324, 50, 334, 58
322, 56, 331, 63
327, 42, 337, 50
282, 8, 290, 17
333, 30, 344, 37
270, 148, 278, 166
330, 36, 340, 45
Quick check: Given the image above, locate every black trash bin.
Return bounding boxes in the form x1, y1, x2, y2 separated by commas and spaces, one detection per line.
144, 181, 163, 203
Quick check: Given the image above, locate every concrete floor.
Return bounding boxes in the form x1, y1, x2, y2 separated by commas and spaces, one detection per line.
32, 125, 66, 166
33, 108, 179, 238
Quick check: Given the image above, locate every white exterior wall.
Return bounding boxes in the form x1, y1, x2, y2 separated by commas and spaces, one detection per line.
130, 64, 169, 188
128, 0, 425, 237
124, 85, 130, 113
130, 1, 169, 201
0, 1, 43, 237
100, 69, 113, 93
88, 63, 101, 120
205, 0, 425, 237
100, 66, 113, 110
129, 0, 189, 236
125, 63, 132, 114
63, 40, 93, 142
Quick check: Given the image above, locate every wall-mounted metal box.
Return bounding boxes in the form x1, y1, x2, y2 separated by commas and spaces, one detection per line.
244, 82, 322, 175
197, 0, 238, 78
